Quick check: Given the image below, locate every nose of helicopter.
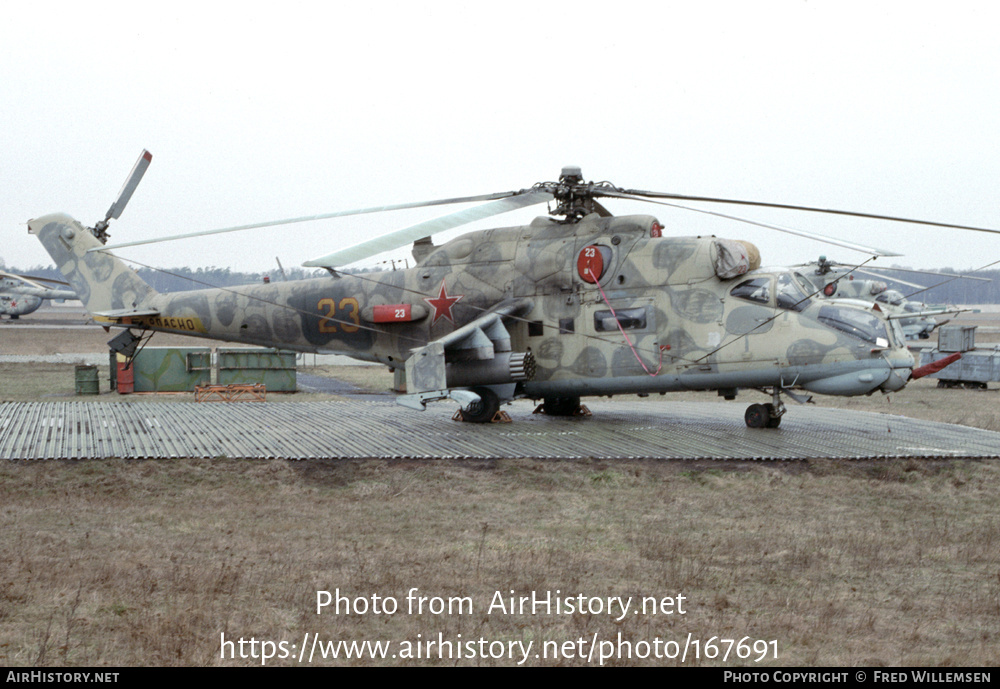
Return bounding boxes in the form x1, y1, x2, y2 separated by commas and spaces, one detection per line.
879, 351, 915, 393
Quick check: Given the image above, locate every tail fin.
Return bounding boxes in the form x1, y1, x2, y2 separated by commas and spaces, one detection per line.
28, 213, 157, 316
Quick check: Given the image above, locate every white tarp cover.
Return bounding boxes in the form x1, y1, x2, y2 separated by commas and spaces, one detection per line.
714, 239, 761, 279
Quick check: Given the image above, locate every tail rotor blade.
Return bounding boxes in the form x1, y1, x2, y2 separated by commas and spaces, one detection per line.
105, 149, 152, 222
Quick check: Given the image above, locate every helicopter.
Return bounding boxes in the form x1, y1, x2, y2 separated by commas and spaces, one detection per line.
792, 256, 988, 339
27, 153, 1000, 427
0, 269, 77, 319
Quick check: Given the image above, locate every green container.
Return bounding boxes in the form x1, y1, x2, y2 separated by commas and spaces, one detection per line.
74, 365, 100, 395
217, 348, 297, 392
132, 347, 212, 392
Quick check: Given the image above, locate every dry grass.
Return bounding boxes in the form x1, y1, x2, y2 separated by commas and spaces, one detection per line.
1, 459, 998, 667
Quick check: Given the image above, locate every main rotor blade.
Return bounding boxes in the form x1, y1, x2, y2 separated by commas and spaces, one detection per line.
91, 189, 529, 253
904, 258, 1000, 300
304, 190, 553, 268
0, 269, 69, 289
604, 191, 902, 257
852, 268, 927, 291
616, 189, 1000, 235
886, 308, 967, 320
842, 264, 992, 282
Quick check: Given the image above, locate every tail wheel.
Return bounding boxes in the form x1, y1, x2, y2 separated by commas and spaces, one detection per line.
459, 387, 501, 423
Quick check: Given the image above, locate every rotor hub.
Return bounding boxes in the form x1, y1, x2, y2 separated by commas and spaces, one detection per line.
531, 167, 623, 222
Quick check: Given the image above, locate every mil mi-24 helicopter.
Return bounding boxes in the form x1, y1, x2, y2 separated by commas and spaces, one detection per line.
793, 256, 990, 340
0, 269, 77, 319
28, 152, 1000, 427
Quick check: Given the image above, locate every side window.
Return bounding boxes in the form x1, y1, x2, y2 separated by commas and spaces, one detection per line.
594, 307, 648, 332
730, 277, 771, 305
776, 273, 811, 311
817, 305, 889, 345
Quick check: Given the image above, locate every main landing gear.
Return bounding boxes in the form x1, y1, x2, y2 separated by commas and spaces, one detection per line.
533, 396, 592, 417
458, 387, 501, 423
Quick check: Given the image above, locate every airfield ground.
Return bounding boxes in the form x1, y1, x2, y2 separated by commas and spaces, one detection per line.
0, 304, 998, 666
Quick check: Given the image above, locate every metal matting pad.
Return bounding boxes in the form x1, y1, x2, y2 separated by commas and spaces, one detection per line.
1, 400, 998, 460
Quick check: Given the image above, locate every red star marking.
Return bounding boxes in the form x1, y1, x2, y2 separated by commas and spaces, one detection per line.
424, 280, 463, 325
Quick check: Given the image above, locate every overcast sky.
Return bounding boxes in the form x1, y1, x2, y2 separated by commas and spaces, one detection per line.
2, 1, 999, 278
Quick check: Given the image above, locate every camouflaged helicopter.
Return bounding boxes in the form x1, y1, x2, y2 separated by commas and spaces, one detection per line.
28, 153, 1000, 427
793, 256, 989, 339
0, 269, 77, 319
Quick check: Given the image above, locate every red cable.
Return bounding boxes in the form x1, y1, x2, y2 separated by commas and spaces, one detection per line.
588, 267, 663, 376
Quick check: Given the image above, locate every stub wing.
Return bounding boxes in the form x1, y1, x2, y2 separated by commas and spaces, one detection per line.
398, 300, 534, 411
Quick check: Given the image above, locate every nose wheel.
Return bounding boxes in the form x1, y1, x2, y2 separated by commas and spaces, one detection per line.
744, 403, 782, 428
744, 387, 787, 428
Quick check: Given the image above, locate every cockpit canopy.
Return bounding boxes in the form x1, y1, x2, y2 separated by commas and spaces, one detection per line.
729, 271, 813, 312
875, 289, 906, 307
730, 270, 897, 347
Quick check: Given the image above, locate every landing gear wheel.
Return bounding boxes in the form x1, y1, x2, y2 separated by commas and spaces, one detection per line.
542, 396, 581, 416
745, 403, 770, 429
459, 387, 501, 424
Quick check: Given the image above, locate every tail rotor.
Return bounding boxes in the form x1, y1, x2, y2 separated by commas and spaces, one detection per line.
91, 149, 152, 243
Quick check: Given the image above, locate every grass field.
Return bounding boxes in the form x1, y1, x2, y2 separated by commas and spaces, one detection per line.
2, 457, 998, 667
1, 307, 999, 666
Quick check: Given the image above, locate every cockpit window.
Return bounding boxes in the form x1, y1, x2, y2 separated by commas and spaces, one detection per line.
817, 305, 889, 345
776, 273, 812, 311
888, 317, 906, 344
730, 277, 771, 304
793, 271, 821, 293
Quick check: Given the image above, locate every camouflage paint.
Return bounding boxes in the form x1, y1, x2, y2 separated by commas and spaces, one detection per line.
30, 211, 914, 415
